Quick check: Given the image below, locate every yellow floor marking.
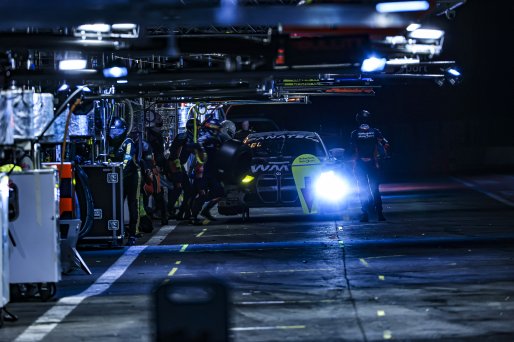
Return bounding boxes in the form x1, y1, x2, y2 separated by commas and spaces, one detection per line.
163, 279, 170, 284
168, 267, 178, 277
338, 226, 344, 231
383, 330, 392, 339
201, 231, 311, 238
231, 325, 306, 332
359, 258, 369, 267
196, 228, 207, 238
378, 275, 385, 281
240, 268, 333, 275
366, 255, 405, 260
237, 299, 337, 305
377, 310, 386, 317
180, 244, 189, 252
175, 261, 181, 265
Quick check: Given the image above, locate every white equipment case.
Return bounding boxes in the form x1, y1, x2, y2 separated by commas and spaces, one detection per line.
9, 170, 61, 284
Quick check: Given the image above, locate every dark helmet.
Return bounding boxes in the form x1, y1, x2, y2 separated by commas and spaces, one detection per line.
202, 118, 222, 132
356, 110, 373, 124
220, 120, 236, 138
108, 117, 128, 148
186, 118, 201, 134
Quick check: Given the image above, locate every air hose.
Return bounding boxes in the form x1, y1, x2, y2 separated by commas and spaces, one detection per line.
74, 164, 94, 238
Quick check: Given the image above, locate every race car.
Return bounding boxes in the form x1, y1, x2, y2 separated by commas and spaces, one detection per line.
218, 131, 352, 219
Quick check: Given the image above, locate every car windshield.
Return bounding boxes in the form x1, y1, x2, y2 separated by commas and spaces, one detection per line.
245, 134, 326, 158
235, 120, 279, 132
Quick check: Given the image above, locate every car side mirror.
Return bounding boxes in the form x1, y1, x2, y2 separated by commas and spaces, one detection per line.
329, 148, 346, 161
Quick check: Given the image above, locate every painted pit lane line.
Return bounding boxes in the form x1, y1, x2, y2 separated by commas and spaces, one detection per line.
231, 325, 306, 332
453, 176, 514, 207
13, 225, 177, 342
140, 234, 514, 256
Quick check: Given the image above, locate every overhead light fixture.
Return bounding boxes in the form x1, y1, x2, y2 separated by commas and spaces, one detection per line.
77, 85, 92, 92
406, 23, 421, 32
447, 68, 461, 77
409, 28, 444, 39
59, 59, 87, 71
116, 79, 128, 84
386, 57, 420, 65
112, 23, 137, 31
361, 57, 386, 73
57, 82, 70, 92
376, 1, 430, 13
77, 23, 111, 33
445, 68, 461, 85
103, 66, 128, 78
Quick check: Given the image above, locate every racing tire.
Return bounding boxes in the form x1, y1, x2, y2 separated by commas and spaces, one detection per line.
217, 140, 252, 185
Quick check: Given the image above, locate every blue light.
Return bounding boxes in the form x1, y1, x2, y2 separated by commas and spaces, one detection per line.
77, 85, 91, 92
447, 68, 461, 77
376, 1, 430, 13
361, 57, 386, 73
315, 171, 350, 202
103, 66, 128, 78
57, 83, 69, 92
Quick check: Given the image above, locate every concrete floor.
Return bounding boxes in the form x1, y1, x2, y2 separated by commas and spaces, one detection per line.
1, 175, 514, 341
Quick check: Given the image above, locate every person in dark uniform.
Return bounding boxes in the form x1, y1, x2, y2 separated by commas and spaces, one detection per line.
166, 118, 206, 221
109, 118, 141, 245
350, 110, 390, 222
234, 120, 254, 141
190, 118, 225, 224
146, 126, 168, 225
140, 140, 164, 229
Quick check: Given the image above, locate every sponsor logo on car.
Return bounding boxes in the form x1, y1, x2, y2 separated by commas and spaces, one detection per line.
251, 164, 290, 173
247, 134, 320, 142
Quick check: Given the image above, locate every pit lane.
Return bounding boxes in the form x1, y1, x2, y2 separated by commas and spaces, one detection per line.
1, 176, 514, 342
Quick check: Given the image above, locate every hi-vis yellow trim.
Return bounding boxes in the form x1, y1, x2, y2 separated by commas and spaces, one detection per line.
241, 175, 255, 184
0, 164, 22, 172
291, 154, 322, 214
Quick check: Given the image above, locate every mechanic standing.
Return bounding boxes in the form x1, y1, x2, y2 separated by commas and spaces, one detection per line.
146, 126, 168, 226
350, 110, 390, 222
109, 118, 141, 245
190, 118, 225, 224
166, 118, 205, 221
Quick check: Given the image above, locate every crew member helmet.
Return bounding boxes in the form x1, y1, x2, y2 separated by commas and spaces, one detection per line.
356, 110, 373, 124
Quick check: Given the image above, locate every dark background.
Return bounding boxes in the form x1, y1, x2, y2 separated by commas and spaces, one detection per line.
227, 1, 514, 178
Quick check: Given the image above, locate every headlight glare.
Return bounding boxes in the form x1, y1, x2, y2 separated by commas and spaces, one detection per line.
315, 171, 349, 202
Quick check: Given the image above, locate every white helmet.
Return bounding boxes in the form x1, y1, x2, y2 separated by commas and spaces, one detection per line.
220, 120, 236, 138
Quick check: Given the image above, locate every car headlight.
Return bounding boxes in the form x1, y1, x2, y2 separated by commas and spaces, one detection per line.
315, 171, 350, 202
